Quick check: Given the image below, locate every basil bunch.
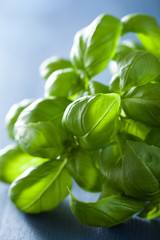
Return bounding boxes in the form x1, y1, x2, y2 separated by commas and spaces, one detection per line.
1, 13, 160, 227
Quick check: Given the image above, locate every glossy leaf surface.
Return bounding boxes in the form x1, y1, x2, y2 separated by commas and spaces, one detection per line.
9, 159, 72, 213
71, 14, 121, 78
5, 99, 33, 140
62, 93, 120, 149
121, 14, 160, 58
122, 83, 160, 127
39, 56, 72, 79
14, 97, 71, 158
0, 144, 48, 184
69, 192, 144, 227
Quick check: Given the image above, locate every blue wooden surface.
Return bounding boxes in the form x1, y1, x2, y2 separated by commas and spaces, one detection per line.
0, 181, 160, 240
0, 1, 160, 239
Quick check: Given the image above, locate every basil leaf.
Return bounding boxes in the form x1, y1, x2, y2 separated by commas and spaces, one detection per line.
0, 144, 48, 184
70, 14, 121, 78
99, 141, 123, 191
45, 68, 84, 98
113, 40, 142, 60
88, 81, 110, 94
69, 192, 144, 227
122, 83, 160, 127
116, 50, 160, 91
14, 97, 71, 158
123, 141, 160, 201
138, 201, 160, 219
62, 93, 120, 149
39, 56, 72, 79
146, 128, 160, 148
119, 118, 151, 141
121, 14, 160, 59
5, 99, 33, 140
67, 148, 103, 192
9, 159, 72, 213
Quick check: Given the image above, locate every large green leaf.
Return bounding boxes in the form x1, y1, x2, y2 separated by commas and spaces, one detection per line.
123, 141, 160, 201
121, 14, 160, 58
67, 148, 103, 192
116, 50, 160, 91
70, 14, 121, 78
122, 83, 160, 127
69, 192, 144, 227
45, 68, 84, 98
5, 99, 33, 140
62, 93, 120, 149
39, 56, 72, 79
14, 97, 71, 158
9, 159, 72, 213
0, 144, 48, 184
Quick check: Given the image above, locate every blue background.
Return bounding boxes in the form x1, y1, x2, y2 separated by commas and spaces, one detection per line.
0, 1, 160, 239
0, 0, 160, 148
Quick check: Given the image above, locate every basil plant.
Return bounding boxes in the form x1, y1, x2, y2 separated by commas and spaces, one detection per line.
1, 13, 160, 227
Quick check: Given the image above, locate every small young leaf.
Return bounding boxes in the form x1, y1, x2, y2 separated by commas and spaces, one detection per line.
39, 56, 72, 79
0, 144, 48, 184
71, 14, 121, 78
69, 192, 144, 227
45, 68, 84, 98
138, 201, 160, 219
9, 159, 72, 213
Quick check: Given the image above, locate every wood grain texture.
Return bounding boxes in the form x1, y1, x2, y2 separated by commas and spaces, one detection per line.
0, 182, 160, 240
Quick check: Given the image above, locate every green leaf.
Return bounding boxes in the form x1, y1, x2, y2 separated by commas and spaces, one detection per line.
116, 50, 160, 91
119, 118, 151, 141
39, 56, 72, 79
69, 192, 144, 227
5, 99, 33, 140
121, 14, 160, 58
14, 97, 71, 158
123, 141, 160, 201
122, 83, 160, 127
9, 159, 72, 213
0, 144, 48, 184
44, 68, 84, 98
88, 81, 110, 94
99, 141, 123, 191
113, 39, 142, 60
138, 201, 160, 219
67, 148, 103, 192
62, 93, 120, 149
70, 14, 121, 78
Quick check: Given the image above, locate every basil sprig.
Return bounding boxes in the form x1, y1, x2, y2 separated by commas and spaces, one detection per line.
1, 13, 160, 228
